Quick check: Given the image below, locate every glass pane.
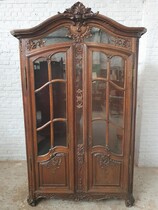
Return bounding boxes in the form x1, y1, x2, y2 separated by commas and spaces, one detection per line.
53, 82, 66, 118
110, 56, 125, 87
85, 27, 130, 49
37, 125, 50, 155
92, 120, 106, 146
109, 84, 124, 127
35, 86, 50, 128
109, 123, 123, 154
92, 81, 106, 119
54, 121, 67, 146
51, 53, 66, 80
34, 58, 48, 89
92, 52, 107, 79
85, 27, 113, 44
44, 27, 72, 46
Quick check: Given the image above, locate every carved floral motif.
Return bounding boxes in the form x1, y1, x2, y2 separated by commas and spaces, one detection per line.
76, 89, 83, 108
42, 153, 65, 174
34, 191, 126, 202
60, 2, 98, 29
94, 153, 120, 168
110, 37, 131, 49
27, 39, 46, 51
77, 144, 85, 191
75, 43, 83, 109
77, 144, 84, 165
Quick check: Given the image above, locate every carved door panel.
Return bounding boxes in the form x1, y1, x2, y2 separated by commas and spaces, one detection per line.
86, 45, 133, 193
29, 46, 74, 193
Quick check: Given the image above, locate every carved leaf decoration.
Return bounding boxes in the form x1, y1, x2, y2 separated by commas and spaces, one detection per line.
76, 89, 83, 108
110, 37, 131, 49
42, 153, 65, 174
27, 39, 46, 51
77, 144, 84, 165
35, 192, 125, 201
77, 144, 85, 190
66, 25, 92, 42
59, 2, 98, 22
95, 153, 120, 168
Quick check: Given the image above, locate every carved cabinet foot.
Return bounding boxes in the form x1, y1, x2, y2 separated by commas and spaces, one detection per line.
27, 197, 37, 207
125, 194, 135, 207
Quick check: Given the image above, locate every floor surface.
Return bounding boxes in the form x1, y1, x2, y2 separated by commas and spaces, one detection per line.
0, 161, 158, 210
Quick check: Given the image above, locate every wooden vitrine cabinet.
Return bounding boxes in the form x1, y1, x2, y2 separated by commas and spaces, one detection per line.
11, 2, 146, 207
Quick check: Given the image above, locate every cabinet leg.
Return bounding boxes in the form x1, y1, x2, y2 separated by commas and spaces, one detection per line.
27, 196, 37, 207
125, 194, 135, 207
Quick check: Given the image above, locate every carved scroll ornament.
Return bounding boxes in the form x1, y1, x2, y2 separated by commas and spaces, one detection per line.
67, 25, 92, 42
94, 153, 120, 168
42, 153, 65, 174
27, 39, 46, 51
35, 191, 125, 202
111, 37, 131, 49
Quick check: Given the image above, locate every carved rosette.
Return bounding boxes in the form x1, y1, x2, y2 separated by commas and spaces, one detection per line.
27, 39, 46, 51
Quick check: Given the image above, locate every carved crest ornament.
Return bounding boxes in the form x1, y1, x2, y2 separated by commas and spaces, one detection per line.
60, 2, 98, 42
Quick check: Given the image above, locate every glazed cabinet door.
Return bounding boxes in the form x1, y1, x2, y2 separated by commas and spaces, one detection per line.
86, 45, 133, 193
29, 46, 74, 193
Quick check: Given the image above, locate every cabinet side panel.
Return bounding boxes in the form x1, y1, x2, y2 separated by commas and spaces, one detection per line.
19, 39, 36, 200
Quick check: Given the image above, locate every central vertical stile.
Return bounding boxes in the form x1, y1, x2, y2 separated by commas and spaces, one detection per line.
74, 42, 85, 192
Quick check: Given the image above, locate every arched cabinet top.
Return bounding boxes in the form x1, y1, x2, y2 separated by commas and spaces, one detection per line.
11, 2, 146, 40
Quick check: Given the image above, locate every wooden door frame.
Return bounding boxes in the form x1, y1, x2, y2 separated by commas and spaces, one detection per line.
85, 43, 133, 193
26, 43, 75, 193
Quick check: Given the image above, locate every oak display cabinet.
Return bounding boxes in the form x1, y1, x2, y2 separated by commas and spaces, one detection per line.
11, 2, 146, 207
